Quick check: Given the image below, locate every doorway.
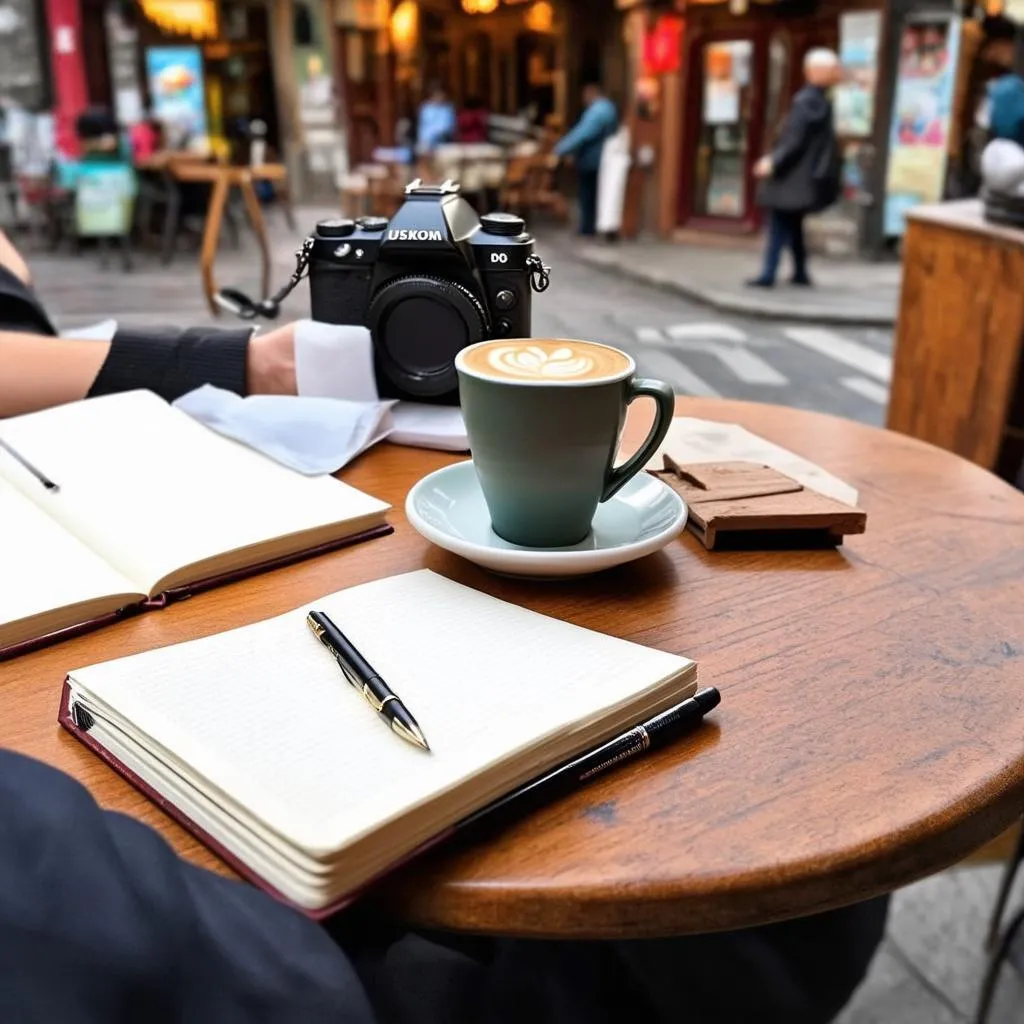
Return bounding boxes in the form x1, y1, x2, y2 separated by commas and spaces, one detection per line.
693, 39, 755, 221
679, 32, 769, 231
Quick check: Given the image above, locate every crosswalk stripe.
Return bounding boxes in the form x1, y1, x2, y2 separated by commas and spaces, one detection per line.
666, 322, 748, 343
686, 342, 788, 386
635, 326, 666, 343
841, 376, 889, 404
635, 349, 721, 398
783, 327, 892, 383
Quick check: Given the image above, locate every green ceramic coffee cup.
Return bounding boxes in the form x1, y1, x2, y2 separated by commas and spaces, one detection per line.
456, 338, 675, 548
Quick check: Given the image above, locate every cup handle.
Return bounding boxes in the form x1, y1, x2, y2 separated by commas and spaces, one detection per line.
601, 379, 675, 504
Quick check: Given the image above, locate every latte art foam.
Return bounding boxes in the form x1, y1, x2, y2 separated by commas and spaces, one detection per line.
461, 339, 632, 383
489, 345, 594, 379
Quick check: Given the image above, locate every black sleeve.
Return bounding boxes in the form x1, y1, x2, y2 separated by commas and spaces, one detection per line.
770, 95, 814, 178
0, 265, 57, 336
87, 325, 255, 403
0, 749, 377, 1024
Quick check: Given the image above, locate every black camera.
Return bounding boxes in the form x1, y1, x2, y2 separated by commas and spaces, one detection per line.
307, 180, 550, 404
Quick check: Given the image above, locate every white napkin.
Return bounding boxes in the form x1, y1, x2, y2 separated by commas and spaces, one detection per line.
174, 386, 395, 476
172, 321, 468, 474
295, 321, 379, 402
294, 320, 469, 451
62, 319, 118, 341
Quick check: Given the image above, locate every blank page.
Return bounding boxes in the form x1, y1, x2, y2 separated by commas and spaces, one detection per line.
1, 391, 390, 593
0, 476, 140, 649
69, 570, 695, 859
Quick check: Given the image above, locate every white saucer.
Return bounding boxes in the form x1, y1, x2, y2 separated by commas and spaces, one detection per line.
406, 460, 688, 578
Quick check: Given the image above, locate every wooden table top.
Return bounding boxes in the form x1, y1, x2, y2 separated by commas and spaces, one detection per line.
4, 398, 1024, 939
908, 198, 1024, 246
170, 162, 288, 185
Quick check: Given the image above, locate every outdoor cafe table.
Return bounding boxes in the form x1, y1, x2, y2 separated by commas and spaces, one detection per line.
168, 161, 288, 316
3, 399, 1023, 939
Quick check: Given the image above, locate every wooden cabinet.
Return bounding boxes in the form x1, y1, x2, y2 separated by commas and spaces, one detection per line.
888, 200, 1024, 484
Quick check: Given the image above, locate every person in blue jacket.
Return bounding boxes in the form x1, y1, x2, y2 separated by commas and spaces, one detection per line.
416, 83, 457, 155
553, 82, 619, 237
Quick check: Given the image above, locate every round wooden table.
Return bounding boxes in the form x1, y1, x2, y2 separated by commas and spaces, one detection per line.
4, 399, 1024, 939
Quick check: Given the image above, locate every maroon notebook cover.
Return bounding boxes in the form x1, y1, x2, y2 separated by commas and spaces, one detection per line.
0, 523, 393, 664
57, 680, 460, 921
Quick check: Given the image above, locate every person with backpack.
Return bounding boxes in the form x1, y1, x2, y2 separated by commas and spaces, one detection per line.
747, 49, 842, 289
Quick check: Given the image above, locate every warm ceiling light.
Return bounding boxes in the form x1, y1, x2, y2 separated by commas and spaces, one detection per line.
462, 0, 499, 12
524, 1, 554, 31
138, 0, 219, 40
390, 0, 419, 50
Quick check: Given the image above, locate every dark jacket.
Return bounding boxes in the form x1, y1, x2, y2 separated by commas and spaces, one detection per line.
0, 265, 254, 403
0, 749, 376, 1022
758, 86, 839, 214
0, 747, 889, 1023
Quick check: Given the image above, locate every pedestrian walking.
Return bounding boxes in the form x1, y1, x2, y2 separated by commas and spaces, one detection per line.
748, 49, 842, 289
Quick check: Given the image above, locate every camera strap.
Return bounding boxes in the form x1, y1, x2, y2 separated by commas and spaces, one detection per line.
214, 237, 316, 321
217, 240, 552, 320
526, 253, 552, 294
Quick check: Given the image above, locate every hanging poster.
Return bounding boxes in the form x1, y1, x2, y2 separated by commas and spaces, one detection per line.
75, 163, 136, 237
835, 11, 881, 137
883, 16, 960, 237
703, 42, 747, 125
145, 46, 208, 145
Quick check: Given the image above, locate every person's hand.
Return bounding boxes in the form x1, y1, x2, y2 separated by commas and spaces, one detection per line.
246, 322, 297, 396
754, 156, 773, 179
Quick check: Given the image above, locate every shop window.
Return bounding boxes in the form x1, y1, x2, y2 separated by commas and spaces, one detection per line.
692, 39, 753, 219
765, 33, 790, 145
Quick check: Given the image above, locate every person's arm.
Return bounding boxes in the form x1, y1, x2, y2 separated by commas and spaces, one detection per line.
0, 323, 297, 418
0, 749, 377, 1022
768, 94, 814, 177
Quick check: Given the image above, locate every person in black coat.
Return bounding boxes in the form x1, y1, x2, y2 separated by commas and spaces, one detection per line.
748, 49, 842, 288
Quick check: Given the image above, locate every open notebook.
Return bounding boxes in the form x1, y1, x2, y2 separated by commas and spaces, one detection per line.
59, 570, 698, 917
0, 390, 391, 658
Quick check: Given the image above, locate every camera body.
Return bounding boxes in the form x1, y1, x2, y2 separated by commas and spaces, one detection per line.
308, 180, 545, 404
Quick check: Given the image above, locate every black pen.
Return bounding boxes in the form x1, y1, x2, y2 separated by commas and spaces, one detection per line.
307, 610, 430, 752
0, 439, 59, 492
458, 688, 720, 834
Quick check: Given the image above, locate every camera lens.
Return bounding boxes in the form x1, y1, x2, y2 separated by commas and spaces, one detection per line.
368, 276, 489, 398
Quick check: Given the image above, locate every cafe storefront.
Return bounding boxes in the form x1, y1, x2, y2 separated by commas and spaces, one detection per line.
617, 0, 886, 248
674, 0, 884, 235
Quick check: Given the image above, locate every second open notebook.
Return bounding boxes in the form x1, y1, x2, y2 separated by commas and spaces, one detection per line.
60, 570, 698, 917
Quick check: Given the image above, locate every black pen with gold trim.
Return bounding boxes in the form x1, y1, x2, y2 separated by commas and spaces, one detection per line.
307, 610, 430, 751
456, 688, 720, 834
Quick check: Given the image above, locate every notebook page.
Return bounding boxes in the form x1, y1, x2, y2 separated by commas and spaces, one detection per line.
1, 391, 390, 593
69, 570, 694, 859
0, 476, 140, 648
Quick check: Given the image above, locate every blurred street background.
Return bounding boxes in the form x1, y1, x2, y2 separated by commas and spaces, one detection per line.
4, 0, 1024, 1020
